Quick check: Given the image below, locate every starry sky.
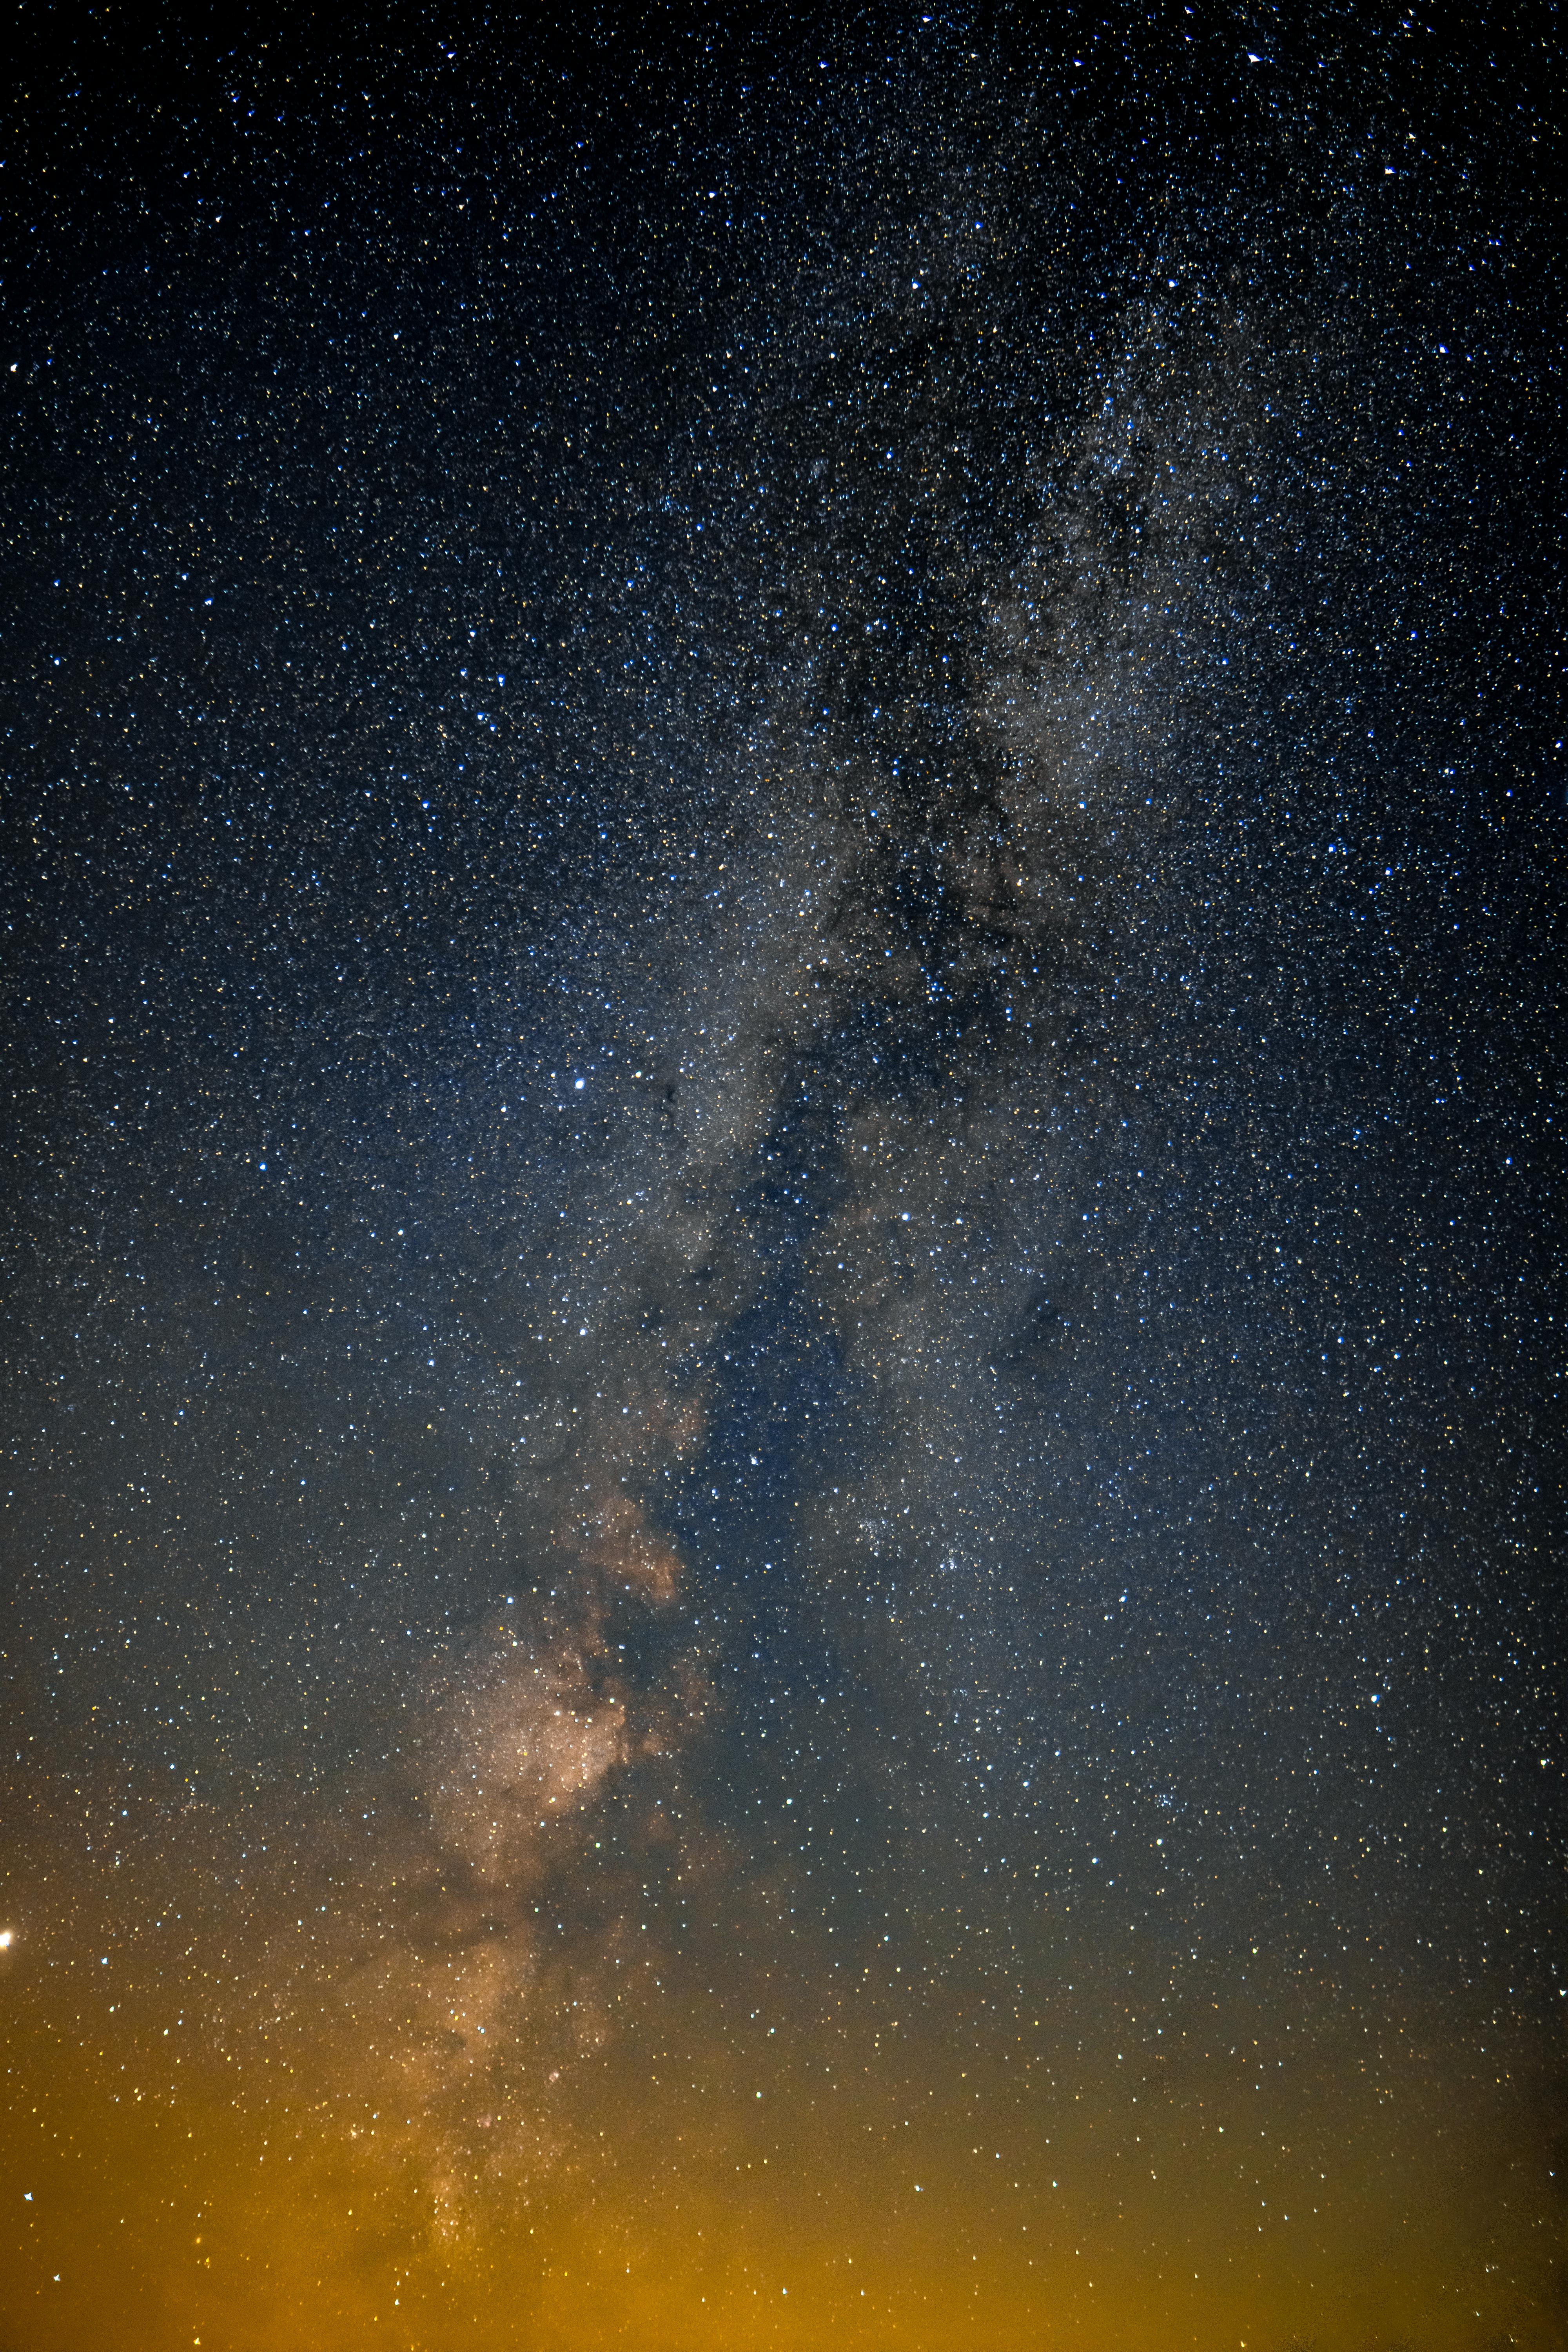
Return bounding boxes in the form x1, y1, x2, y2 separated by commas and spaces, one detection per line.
2, 7, 1566, 2348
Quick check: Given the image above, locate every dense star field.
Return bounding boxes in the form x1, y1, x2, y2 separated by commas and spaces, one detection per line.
2, 7, 1565, 2348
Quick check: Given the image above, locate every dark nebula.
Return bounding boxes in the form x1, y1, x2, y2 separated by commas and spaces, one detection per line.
2, 8, 1565, 2348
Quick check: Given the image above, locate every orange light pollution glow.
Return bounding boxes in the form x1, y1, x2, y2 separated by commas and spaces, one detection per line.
4, 1738, 1564, 2350
3, 7, 1565, 2351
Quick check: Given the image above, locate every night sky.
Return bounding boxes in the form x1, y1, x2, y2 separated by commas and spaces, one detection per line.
3, 7, 1566, 2348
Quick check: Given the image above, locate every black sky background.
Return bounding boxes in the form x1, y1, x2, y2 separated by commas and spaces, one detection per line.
3, 6, 1567, 2347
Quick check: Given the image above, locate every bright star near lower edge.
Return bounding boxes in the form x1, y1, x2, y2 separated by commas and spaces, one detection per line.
1, 8, 1564, 2351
